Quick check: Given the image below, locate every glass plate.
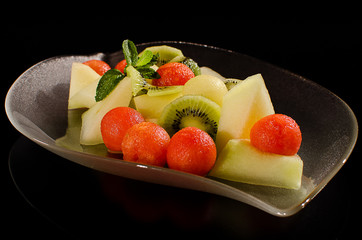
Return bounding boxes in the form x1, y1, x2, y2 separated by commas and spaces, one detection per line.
5, 41, 358, 217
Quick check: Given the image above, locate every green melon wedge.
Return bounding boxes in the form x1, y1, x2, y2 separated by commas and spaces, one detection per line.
209, 139, 303, 190
80, 77, 132, 145
215, 74, 275, 152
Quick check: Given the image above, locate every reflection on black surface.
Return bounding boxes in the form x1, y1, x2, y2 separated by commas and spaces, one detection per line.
9, 137, 351, 239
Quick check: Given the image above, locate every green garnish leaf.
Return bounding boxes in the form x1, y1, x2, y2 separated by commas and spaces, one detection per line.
122, 39, 138, 66
95, 69, 125, 102
122, 39, 160, 79
143, 53, 159, 68
136, 66, 160, 79
136, 50, 153, 67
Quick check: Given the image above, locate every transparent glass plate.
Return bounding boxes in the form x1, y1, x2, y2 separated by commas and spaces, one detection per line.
5, 41, 358, 217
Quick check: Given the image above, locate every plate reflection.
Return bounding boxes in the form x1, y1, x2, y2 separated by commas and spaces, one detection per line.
9, 137, 349, 239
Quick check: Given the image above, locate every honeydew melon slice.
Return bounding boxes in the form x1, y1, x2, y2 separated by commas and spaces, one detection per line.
199, 67, 225, 81
215, 74, 274, 152
68, 78, 99, 109
134, 92, 183, 120
68, 62, 100, 99
209, 139, 303, 190
80, 77, 132, 145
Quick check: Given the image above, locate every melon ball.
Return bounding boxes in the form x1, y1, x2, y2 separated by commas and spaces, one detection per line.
182, 75, 227, 106
250, 114, 302, 156
167, 127, 216, 176
122, 122, 170, 167
101, 107, 144, 153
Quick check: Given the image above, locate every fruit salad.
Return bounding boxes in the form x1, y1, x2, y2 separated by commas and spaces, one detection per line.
57, 40, 304, 190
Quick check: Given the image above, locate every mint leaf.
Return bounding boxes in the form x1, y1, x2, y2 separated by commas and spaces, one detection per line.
122, 39, 138, 66
136, 50, 153, 67
136, 66, 160, 79
95, 69, 125, 102
122, 39, 160, 79
146, 53, 159, 67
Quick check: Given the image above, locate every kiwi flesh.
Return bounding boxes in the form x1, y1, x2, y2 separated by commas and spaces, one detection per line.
127, 65, 146, 96
127, 65, 183, 97
181, 58, 201, 76
139, 45, 184, 66
224, 78, 243, 90
147, 85, 183, 97
158, 95, 221, 139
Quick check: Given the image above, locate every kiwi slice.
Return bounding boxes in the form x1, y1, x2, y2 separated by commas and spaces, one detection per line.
224, 78, 243, 90
181, 58, 201, 76
139, 45, 184, 66
147, 85, 183, 97
127, 65, 146, 96
158, 95, 221, 139
127, 65, 183, 97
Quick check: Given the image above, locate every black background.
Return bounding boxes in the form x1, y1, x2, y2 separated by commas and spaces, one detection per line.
2, 13, 361, 240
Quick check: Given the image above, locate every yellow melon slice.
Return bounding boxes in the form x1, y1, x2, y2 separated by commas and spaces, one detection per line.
215, 74, 274, 152
68, 62, 100, 99
80, 77, 132, 145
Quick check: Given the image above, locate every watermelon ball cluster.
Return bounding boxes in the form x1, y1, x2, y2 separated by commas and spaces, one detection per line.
86, 57, 216, 176
101, 107, 216, 176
